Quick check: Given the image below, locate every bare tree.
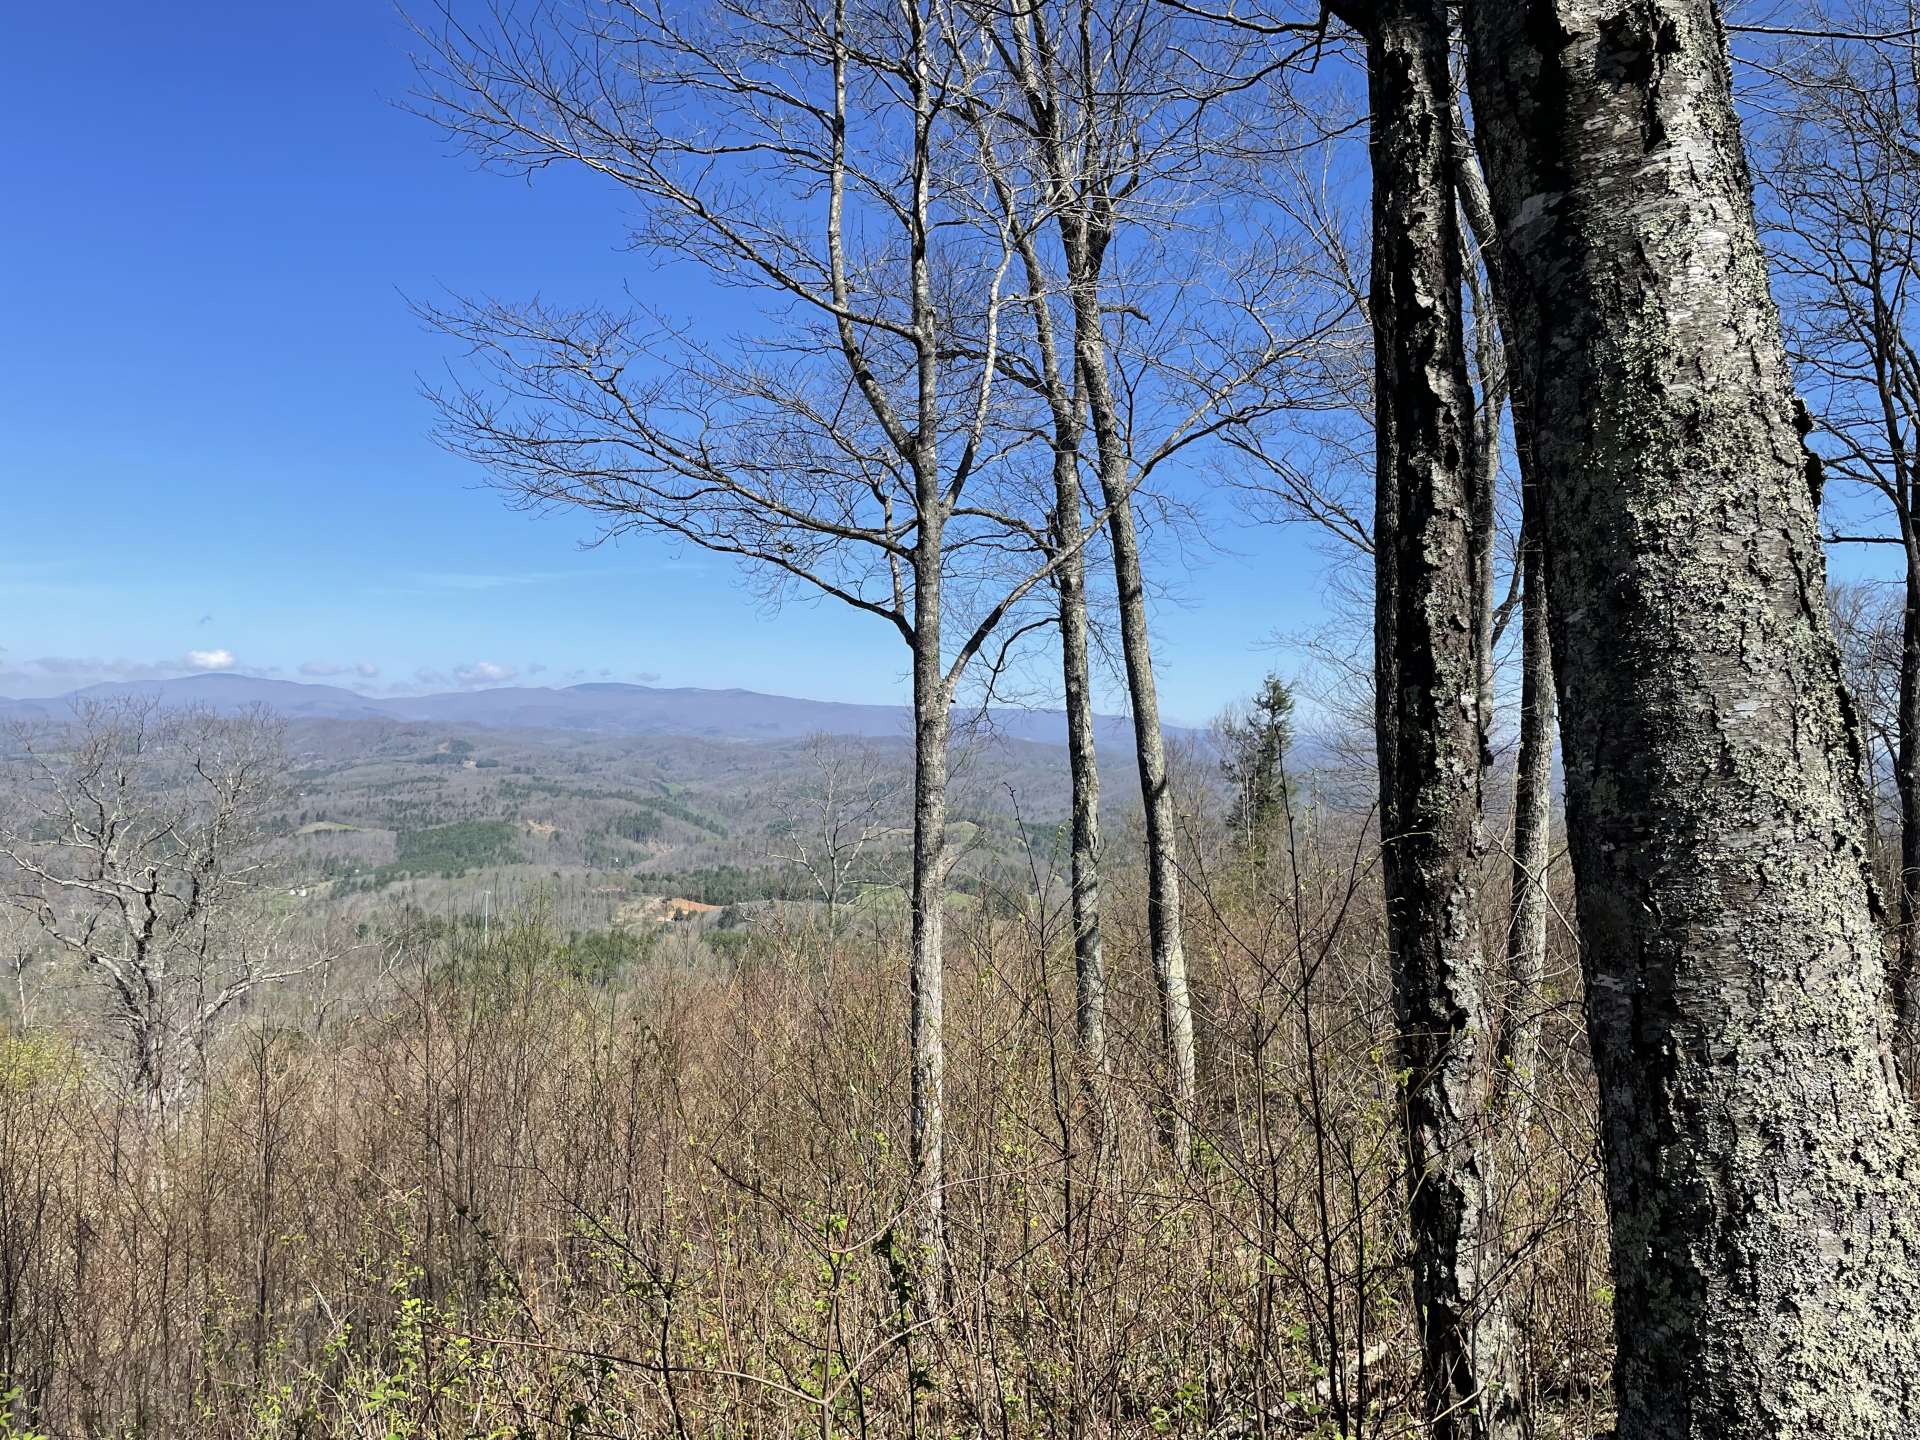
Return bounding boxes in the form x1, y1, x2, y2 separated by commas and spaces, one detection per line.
1469, 1, 1920, 1433
1830, 579, 1905, 853
769, 734, 902, 940
967, 0, 1350, 1149
0, 701, 317, 1119
411, 0, 1122, 1299
0, 907, 50, 1029
1757, 1, 1920, 1072
964, 82, 1112, 1091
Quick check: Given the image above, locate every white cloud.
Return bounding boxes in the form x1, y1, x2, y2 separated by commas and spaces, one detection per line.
184, 649, 237, 672
34, 655, 175, 680
300, 660, 382, 680
453, 660, 518, 687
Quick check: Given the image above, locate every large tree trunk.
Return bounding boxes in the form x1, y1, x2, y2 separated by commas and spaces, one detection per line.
1467, 3, 1920, 1434
1357, 2, 1518, 1433
1896, 567, 1920, 1082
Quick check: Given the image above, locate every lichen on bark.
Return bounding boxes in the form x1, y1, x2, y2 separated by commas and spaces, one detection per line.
1466, 3, 1920, 1435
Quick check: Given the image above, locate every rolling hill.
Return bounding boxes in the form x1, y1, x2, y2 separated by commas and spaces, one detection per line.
0, 672, 1181, 749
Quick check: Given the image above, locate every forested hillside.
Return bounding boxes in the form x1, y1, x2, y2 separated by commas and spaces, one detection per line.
8, 1, 1920, 1438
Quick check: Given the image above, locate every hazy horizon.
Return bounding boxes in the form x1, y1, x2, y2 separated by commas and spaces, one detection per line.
2, 2, 1351, 733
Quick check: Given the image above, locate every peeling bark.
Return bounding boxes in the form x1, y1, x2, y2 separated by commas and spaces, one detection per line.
1468, 3, 1920, 1434
1345, 0, 1520, 1431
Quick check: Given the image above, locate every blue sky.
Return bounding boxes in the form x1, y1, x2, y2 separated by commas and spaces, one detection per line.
0, 2, 1350, 726
12, 7, 1892, 729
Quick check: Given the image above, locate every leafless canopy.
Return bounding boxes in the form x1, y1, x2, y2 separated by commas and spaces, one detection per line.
0, 700, 314, 1110
411, 0, 1123, 685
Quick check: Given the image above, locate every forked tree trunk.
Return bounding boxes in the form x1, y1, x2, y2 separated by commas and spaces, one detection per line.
994, 145, 1109, 1106
1468, 3, 1920, 1434
1354, 1, 1519, 1432
996, 0, 1192, 1146
1073, 279, 1196, 1155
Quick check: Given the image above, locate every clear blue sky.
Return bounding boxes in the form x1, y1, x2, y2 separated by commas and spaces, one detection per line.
1, 2, 1344, 726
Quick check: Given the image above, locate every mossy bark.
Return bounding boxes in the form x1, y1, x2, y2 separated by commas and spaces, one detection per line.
1467, 3, 1920, 1434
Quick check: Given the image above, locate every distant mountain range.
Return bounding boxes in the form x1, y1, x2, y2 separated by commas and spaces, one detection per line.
0, 672, 1173, 750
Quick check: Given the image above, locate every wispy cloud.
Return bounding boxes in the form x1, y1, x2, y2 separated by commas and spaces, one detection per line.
408, 571, 581, 592
452, 660, 518, 687
0, 654, 209, 697
299, 660, 381, 679
185, 648, 236, 672
16, 655, 182, 682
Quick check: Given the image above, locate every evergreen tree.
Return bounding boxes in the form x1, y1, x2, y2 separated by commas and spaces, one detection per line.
1218, 672, 1296, 872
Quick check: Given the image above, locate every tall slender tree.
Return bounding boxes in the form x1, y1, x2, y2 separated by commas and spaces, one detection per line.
1468, 3, 1920, 1434
1325, 0, 1519, 1432
969, 0, 1339, 1148
1453, 126, 1558, 1128
413, 0, 1113, 1306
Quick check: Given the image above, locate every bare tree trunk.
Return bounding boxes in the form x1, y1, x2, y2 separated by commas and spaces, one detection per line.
1454, 116, 1557, 1133
1068, 254, 1194, 1151
992, 0, 1199, 1150
1468, 3, 1920, 1434
1500, 507, 1555, 1132
1094, 467, 1195, 1156
1352, 2, 1518, 1432
1053, 504, 1108, 1088
909, 548, 950, 1311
